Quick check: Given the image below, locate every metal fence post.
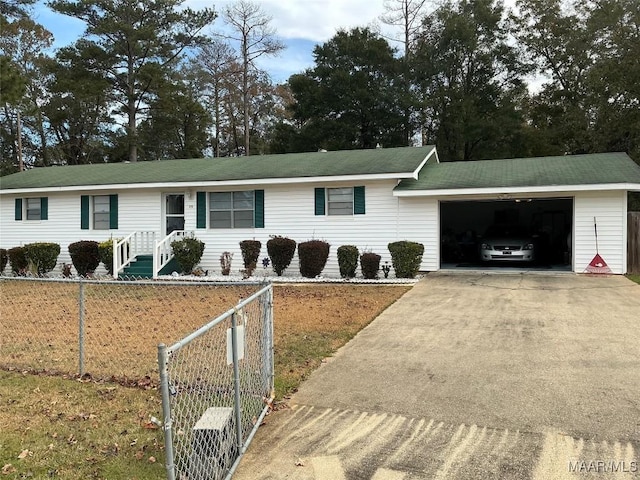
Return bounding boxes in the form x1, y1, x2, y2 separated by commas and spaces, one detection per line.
261, 286, 274, 394
230, 312, 244, 452
158, 344, 176, 480
268, 285, 274, 392
78, 279, 85, 376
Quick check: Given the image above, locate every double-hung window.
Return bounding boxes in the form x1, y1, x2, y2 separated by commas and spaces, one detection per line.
210, 191, 255, 229
80, 194, 118, 230
14, 197, 48, 221
93, 195, 111, 230
314, 186, 365, 216
327, 187, 354, 215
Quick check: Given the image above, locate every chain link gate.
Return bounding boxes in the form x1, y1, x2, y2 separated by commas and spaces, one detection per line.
158, 283, 274, 480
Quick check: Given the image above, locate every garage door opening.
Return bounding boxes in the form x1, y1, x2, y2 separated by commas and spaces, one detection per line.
440, 198, 573, 271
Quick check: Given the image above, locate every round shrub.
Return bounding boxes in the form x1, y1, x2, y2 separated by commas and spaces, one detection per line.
23, 242, 60, 275
337, 245, 359, 279
298, 240, 330, 278
267, 236, 297, 276
239, 240, 261, 277
98, 239, 115, 275
171, 237, 205, 274
8, 246, 28, 275
0, 248, 8, 274
360, 252, 381, 279
68, 241, 100, 277
388, 240, 424, 278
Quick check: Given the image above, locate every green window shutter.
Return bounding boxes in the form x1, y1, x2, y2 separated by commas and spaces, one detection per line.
15, 198, 22, 221
314, 188, 325, 216
196, 191, 207, 228
354, 186, 365, 215
40, 197, 48, 220
81, 195, 90, 230
109, 194, 118, 229
254, 189, 264, 228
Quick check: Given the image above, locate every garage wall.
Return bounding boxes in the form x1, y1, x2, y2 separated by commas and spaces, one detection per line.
397, 196, 439, 271
574, 191, 627, 274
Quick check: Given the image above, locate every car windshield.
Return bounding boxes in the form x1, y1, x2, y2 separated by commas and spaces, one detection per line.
484, 224, 529, 237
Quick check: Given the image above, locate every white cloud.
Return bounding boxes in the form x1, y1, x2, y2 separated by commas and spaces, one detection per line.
187, 0, 388, 42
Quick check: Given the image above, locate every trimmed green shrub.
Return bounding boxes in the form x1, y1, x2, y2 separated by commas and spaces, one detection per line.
171, 237, 205, 274
8, 246, 28, 275
98, 240, 115, 275
388, 240, 424, 278
337, 245, 359, 278
360, 252, 381, 279
267, 236, 297, 276
23, 242, 60, 275
239, 240, 261, 277
298, 240, 330, 278
68, 241, 100, 277
0, 248, 7, 274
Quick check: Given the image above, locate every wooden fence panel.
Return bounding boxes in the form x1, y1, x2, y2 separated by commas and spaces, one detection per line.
628, 212, 640, 274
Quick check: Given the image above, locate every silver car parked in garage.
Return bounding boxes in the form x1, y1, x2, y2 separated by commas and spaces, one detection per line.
480, 224, 535, 262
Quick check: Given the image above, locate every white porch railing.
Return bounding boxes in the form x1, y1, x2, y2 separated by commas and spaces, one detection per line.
112, 231, 157, 279
153, 230, 194, 278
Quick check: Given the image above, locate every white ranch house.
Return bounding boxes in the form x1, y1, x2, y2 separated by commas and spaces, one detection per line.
1, 146, 639, 277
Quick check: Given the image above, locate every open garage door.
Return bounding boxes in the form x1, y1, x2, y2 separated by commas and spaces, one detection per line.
440, 198, 573, 271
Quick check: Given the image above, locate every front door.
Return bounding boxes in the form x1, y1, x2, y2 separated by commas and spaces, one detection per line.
165, 194, 185, 235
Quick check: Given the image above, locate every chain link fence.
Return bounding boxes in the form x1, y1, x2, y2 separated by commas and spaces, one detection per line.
0, 276, 264, 385
158, 283, 274, 480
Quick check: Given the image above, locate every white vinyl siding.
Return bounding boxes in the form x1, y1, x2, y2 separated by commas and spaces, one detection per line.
573, 191, 627, 274
0, 191, 159, 275
327, 187, 353, 215
0, 185, 629, 276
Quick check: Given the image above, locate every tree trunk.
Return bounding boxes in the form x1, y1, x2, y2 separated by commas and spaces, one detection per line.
16, 110, 23, 171
243, 45, 250, 156
127, 55, 137, 162
214, 81, 220, 157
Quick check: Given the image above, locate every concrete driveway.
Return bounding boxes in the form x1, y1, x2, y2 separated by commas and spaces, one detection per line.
235, 273, 640, 479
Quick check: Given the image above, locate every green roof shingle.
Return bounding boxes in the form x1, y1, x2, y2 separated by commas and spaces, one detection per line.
0, 146, 435, 191
395, 153, 640, 192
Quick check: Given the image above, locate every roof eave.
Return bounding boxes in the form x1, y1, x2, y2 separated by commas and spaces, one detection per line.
1, 172, 414, 195
393, 183, 640, 197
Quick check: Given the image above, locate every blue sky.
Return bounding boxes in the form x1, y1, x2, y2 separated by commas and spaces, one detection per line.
33, 0, 395, 84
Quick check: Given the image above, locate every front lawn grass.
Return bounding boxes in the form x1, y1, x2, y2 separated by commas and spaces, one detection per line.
627, 274, 640, 285
0, 371, 165, 479
0, 283, 411, 478
272, 285, 410, 398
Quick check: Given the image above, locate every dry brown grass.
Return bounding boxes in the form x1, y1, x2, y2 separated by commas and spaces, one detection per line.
1, 279, 410, 395
0, 281, 410, 478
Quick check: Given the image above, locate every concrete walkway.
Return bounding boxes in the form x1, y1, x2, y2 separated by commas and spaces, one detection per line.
235, 273, 640, 479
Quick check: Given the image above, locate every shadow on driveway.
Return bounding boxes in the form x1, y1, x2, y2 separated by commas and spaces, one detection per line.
236, 274, 640, 480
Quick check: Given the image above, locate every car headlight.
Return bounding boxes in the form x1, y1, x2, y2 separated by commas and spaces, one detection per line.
523, 243, 534, 250
481, 243, 491, 250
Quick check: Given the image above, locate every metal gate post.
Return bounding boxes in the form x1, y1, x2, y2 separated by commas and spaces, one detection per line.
78, 279, 85, 376
231, 312, 244, 451
158, 344, 176, 480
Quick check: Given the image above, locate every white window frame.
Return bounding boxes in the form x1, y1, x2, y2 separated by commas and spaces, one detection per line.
93, 195, 110, 230
327, 187, 354, 216
209, 191, 255, 229
25, 198, 42, 221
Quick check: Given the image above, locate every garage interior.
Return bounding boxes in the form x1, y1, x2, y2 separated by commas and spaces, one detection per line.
440, 198, 573, 270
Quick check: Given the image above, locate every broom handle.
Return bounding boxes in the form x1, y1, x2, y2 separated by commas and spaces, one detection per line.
594, 216, 599, 253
